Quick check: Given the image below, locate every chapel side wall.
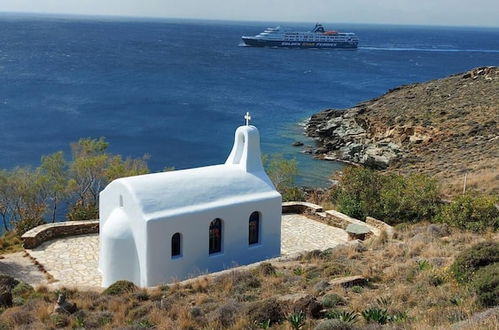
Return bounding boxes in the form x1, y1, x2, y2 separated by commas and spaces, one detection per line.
99, 182, 148, 287
145, 196, 281, 286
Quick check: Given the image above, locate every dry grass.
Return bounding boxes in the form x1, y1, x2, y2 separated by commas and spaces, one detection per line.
441, 161, 499, 198
1, 223, 498, 329
0, 231, 23, 255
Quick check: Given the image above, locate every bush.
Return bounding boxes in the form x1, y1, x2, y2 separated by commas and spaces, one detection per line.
11, 282, 34, 298
257, 262, 277, 276
67, 202, 99, 221
451, 241, 499, 283
263, 154, 303, 202
314, 319, 354, 330
331, 167, 440, 224
15, 217, 44, 236
434, 194, 499, 231
471, 263, 499, 307
322, 294, 346, 308
246, 298, 285, 325
208, 300, 241, 327
0, 231, 23, 254
102, 280, 137, 295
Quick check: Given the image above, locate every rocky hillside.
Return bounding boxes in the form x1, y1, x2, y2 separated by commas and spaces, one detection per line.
305, 66, 499, 195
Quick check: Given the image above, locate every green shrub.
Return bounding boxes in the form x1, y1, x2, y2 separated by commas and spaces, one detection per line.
15, 218, 44, 236
322, 294, 346, 308
434, 194, 499, 232
332, 166, 384, 220
102, 280, 137, 295
11, 282, 34, 298
350, 286, 363, 293
314, 319, 354, 330
450, 241, 499, 283
67, 202, 99, 221
263, 154, 303, 202
0, 231, 23, 254
380, 173, 440, 223
471, 263, 499, 307
331, 167, 440, 224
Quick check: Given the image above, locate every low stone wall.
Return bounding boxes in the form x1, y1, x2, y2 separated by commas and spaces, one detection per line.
21, 203, 393, 248
282, 201, 323, 214
22, 220, 99, 249
366, 216, 394, 238
283, 202, 388, 239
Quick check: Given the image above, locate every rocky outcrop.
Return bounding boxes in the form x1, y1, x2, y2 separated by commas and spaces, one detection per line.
304, 67, 499, 193
306, 107, 404, 169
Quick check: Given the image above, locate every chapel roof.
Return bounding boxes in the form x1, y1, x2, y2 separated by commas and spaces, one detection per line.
104, 124, 280, 220
114, 163, 279, 219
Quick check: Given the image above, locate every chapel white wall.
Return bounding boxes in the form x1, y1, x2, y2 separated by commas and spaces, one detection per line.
145, 197, 281, 286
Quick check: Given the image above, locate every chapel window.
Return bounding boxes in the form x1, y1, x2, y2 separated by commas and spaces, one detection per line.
249, 211, 260, 245
171, 233, 181, 257
209, 218, 222, 254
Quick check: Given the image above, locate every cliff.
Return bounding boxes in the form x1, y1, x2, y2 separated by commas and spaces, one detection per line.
305, 66, 499, 195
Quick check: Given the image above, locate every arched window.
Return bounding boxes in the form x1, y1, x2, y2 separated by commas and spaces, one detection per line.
209, 218, 222, 254
249, 211, 260, 245
171, 233, 181, 257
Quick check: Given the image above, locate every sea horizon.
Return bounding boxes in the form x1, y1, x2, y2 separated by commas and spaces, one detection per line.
2, 11, 499, 30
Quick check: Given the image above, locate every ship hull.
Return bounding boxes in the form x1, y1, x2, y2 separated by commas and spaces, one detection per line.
242, 37, 358, 49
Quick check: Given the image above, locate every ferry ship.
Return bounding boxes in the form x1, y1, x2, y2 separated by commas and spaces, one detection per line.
241, 24, 358, 49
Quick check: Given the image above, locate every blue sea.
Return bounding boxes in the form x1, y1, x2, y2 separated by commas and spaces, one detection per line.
1, 14, 499, 186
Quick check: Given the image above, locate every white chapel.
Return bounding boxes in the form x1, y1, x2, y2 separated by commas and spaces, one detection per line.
98, 115, 282, 287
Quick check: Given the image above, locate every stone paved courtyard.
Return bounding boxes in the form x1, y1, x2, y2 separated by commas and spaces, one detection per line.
4, 214, 348, 288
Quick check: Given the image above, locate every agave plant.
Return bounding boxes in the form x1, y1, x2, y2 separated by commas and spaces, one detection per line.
326, 310, 358, 324
416, 259, 432, 271
376, 296, 392, 308
361, 307, 390, 324
287, 312, 306, 330
258, 319, 271, 329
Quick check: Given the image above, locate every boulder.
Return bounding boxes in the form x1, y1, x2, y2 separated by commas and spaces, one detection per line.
313, 280, 330, 294
329, 275, 367, 288
346, 224, 371, 240
292, 295, 323, 319
53, 294, 77, 314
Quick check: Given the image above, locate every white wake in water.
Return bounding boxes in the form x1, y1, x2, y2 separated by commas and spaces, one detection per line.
359, 46, 499, 53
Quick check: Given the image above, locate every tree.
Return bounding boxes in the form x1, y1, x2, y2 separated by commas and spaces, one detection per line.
263, 154, 303, 201
66, 137, 150, 221
105, 154, 150, 182
8, 167, 46, 234
39, 151, 69, 223
68, 137, 110, 208
0, 170, 13, 231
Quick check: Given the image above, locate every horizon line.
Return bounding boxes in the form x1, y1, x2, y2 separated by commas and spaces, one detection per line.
1, 11, 499, 29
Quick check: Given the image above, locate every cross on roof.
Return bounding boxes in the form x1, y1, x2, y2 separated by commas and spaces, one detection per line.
244, 112, 251, 126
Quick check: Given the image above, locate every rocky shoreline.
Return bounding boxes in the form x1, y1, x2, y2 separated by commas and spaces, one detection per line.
302, 66, 499, 194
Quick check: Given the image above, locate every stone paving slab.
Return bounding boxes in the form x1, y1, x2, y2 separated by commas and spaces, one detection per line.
19, 214, 348, 288
281, 214, 349, 254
